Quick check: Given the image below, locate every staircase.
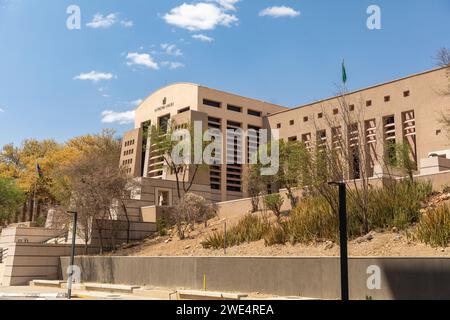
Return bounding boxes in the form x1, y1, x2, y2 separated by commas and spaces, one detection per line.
0, 248, 7, 286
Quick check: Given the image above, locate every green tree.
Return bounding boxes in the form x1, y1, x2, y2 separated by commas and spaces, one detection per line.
264, 193, 284, 221
149, 122, 207, 201
276, 140, 310, 209
0, 178, 25, 225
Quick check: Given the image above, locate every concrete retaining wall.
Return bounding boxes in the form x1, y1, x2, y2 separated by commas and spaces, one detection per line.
60, 256, 450, 300
2, 243, 97, 286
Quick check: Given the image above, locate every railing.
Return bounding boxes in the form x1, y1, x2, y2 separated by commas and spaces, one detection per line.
42, 230, 69, 244
0, 248, 8, 263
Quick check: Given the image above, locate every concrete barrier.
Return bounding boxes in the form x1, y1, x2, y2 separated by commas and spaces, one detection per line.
60, 256, 450, 300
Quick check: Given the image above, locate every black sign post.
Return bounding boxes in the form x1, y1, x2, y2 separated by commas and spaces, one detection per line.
329, 182, 349, 301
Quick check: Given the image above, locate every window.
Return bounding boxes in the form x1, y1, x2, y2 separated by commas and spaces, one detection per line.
289, 120, 295, 126
178, 107, 190, 114
203, 99, 221, 108
403, 90, 410, 97
333, 109, 339, 115
384, 95, 391, 102
248, 109, 262, 117
366, 100, 372, 107
158, 114, 170, 133
288, 136, 297, 142
227, 186, 242, 192
277, 123, 281, 129
318, 113, 323, 119
227, 104, 242, 113
349, 105, 355, 111
436, 129, 442, 136
303, 116, 309, 122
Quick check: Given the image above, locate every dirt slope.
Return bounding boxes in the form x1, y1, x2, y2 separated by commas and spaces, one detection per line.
110, 193, 450, 258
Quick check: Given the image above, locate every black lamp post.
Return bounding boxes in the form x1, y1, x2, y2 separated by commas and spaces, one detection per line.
328, 181, 349, 301
67, 211, 78, 300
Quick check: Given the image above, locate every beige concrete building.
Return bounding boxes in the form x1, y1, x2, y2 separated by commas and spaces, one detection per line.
120, 67, 450, 205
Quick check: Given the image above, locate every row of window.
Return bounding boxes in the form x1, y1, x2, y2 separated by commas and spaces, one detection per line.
203, 99, 262, 117
124, 139, 135, 147
123, 149, 134, 156
287, 111, 415, 148
276, 90, 412, 128
122, 158, 133, 166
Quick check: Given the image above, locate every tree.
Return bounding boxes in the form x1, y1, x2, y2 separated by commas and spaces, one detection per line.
0, 178, 25, 225
264, 193, 284, 221
435, 47, 450, 137
303, 91, 382, 234
247, 163, 266, 213
149, 122, 207, 202
390, 142, 417, 182
171, 193, 217, 240
0, 139, 63, 222
276, 140, 309, 209
55, 130, 137, 253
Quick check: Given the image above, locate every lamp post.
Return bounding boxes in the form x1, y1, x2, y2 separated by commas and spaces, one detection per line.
67, 210, 78, 300
328, 181, 349, 301
223, 221, 227, 255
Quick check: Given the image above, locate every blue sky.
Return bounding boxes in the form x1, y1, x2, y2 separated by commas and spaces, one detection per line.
0, 0, 449, 146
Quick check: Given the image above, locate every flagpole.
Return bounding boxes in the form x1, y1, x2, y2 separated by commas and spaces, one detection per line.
32, 166, 38, 223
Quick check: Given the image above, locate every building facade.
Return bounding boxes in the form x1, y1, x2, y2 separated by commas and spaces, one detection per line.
120, 67, 450, 205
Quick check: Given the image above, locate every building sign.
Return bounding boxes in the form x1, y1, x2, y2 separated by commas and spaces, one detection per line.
155, 97, 174, 113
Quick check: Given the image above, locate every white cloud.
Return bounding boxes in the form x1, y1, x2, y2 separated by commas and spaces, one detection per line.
0, 107, 4, 113
86, 13, 133, 28
126, 52, 159, 70
163, 2, 238, 31
192, 34, 214, 42
161, 61, 185, 70
120, 20, 134, 28
86, 13, 118, 29
214, 0, 240, 11
74, 71, 115, 82
101, 110, 135, 125
259, 6, 300, 18
130, 99, 143, 106
161, 43, 183, 56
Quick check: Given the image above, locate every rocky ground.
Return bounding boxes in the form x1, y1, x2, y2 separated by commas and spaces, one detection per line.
110, 192, 450, 258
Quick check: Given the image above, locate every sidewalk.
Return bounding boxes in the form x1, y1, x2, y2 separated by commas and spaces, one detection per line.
0, 284, 314, 300
0, 285, 171, 300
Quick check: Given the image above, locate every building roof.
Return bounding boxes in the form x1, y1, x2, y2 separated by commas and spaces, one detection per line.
135, 82, 289, 112
269, 66, 448, 117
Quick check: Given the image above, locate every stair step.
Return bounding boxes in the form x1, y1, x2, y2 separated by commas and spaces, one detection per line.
83, 283, 141, 294
29, 280, 66, 288
178, 290, 248, 300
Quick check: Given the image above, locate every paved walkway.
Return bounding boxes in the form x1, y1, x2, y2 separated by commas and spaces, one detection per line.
0, 286, 173, 300
0, 285, 312, 300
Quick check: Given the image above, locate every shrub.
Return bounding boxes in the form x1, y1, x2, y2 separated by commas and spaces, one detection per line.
156, 217, 168, 236
416, 205, 450, 248
442, 184, 450, 194
202, 214, 271, 249
264, 194, 284, 220
202, 181, 435, 249
172, 193, 218, 240
286, 197, 341, 244
35, 216, 47, 228
368, 180, 433, 230
264, 223, 288, 246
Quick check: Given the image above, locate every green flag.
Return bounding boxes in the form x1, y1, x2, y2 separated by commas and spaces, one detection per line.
36, 163, 44, 178
342, 60, 347, 84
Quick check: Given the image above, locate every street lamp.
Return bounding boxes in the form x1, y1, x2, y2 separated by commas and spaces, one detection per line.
67, 210, 78, 300
328, 181, 349, 301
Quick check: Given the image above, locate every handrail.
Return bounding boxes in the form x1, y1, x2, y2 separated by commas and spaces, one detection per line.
42, 230, 69, 244
0, 248, 8, 263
